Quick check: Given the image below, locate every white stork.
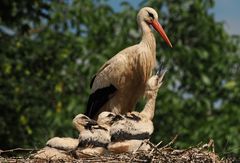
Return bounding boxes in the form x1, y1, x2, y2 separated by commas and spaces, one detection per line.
35, 112, 118, 159
72, 112, 116, 156
85, 7, 172, 119
46, 137, 79, 151
33, 146, 72, 160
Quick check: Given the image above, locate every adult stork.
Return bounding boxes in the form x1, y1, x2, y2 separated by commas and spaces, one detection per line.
86, 7, 172, 119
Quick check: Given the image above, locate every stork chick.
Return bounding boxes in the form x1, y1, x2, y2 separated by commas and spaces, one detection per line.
43, 115, 96, 152
86, 7, 172, 119
33, 146, 72, 160
46, 137, 79, 151
72, 112, 116, 157
108, 66, 167, 153
35, 112, 117, 159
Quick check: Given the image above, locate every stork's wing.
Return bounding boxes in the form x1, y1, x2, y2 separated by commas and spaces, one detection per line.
85, 54, 128, 118
85, 84, 117, 119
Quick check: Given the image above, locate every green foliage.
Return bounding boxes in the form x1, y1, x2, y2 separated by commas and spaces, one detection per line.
0, 0, 239, 156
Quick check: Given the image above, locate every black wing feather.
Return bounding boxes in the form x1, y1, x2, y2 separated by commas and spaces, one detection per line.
90, 75, 96, 89
125, 113, 141, 122
85, 84, 117, 119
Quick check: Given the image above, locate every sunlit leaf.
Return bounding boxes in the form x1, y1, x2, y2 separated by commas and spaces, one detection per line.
224, 80, 237, 90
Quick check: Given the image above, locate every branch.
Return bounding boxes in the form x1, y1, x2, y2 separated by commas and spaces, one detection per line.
161, 135, 178, 149
0, 148, 38, 154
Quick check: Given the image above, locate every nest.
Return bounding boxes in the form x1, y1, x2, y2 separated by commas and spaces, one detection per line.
0, 138, 237, 163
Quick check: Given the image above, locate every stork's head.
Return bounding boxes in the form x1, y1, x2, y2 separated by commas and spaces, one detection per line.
137, 7, 172, 48
97, 111, 117, 126
72, 114, 91, 131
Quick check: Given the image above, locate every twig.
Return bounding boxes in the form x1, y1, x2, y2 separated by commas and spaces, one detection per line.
199, 139, 214, 152
212, 140, 215, 153
0, 148, 37, 154
134, 139, 148, 154
161, 135, 178, 149
155, 141, 163, 148
97, 154, 106, 163
30, 149, 45, 158
149, 140, 163, 155
146, 140, 162, 153
128, 139, 148, 163
196, 141, 203, 147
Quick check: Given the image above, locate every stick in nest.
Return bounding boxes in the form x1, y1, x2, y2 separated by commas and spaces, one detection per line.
199, 139, 214, 152
146, 140, 162, 154
149, 140, 163, 155
161, 135, 178, 149
0, 148, 37, 154
128, 139, 149, 163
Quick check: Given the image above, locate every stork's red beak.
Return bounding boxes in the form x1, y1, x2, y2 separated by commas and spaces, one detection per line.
151, 20, 173, 48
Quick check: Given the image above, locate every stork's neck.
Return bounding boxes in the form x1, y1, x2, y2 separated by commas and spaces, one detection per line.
140, 93, 157, 120
139, 21, 156, 54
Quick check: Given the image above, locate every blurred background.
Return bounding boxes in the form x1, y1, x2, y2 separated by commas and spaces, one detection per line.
0, 0, 239, 157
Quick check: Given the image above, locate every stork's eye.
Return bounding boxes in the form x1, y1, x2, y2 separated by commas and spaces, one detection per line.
147, 11, 154, 19
107, 113, 114, 117
81, 116, 88, 120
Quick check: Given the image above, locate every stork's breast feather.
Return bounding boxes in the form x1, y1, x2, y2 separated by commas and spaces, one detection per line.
137, 49, 156, 83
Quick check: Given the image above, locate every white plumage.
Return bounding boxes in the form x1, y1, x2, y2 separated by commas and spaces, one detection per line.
108, 67, 167, 153
86, 7, 172, 119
